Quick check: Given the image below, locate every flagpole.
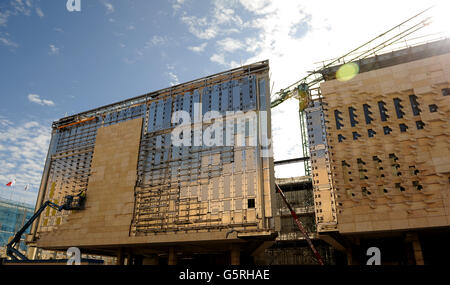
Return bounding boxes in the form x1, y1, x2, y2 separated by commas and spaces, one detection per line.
9, 183, 15, 201
7, 178, 17, 201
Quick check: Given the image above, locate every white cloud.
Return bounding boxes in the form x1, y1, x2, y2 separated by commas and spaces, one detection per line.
166, 64, 175, 70
0, 36, 18, 48
188, 42, 208, 53
48, 44, 59, 55
127, 24, 135, 30
213, 1, 243, 26
210, 52, 240, 68
36, 7, 44, 18
24, 121, 39, 128
28, 94, 55, 106
180, 1, 244, 40
0, 10, 10, 26
216, 37, 244, 53
181, 16, 218, 40
0, 0, 42, 27
172, 0, 186, 12
0, 116, 13, 127
0, 118, 51, 205
145, 35, 168, 47
100, 0, 114, 14
167, 71, 180, 86
238, 0, 270, 13
53, 27, 64, 33
210, 53, 225, 65
11, 0, 32, 16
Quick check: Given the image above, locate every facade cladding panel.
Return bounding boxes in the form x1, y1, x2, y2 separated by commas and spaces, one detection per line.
32, 61, 275, 248
305, 101, 338, 232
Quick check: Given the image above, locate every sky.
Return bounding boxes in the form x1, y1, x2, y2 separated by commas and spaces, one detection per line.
0, 0, 448, 205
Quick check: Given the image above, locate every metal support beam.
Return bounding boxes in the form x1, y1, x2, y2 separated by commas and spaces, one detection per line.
274, 157, 310, 166
168, 247, 177, 265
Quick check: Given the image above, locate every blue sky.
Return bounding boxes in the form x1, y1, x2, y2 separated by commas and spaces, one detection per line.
0, 0, 447, 205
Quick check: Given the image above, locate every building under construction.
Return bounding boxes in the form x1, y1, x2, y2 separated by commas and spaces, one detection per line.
25, 61, 277, 265
13, 34, 450, 265
305, 38, 450, 265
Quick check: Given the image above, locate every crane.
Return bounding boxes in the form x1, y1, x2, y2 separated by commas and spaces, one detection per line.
270, 7, 433, 110
270, 7, 432, 176
6, 191, 86, 261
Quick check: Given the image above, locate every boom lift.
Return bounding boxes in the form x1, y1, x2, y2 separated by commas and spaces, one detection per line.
6, 191, 86, 261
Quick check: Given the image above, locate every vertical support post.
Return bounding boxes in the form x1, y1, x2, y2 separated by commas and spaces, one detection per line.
411, 236, 424, 265
116, 248, 124, 265
168, 247, 177, 265
230, 244, 240, 265
346, 248, 353, 265
127, 250, 133, 266
406, 232, 424, 265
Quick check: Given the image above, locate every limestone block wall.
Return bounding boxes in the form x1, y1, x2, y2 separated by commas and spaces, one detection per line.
37, 118, 142, 247
320, 53, 450, 234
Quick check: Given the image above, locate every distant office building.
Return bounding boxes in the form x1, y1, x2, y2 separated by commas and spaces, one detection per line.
0, 198, 34, 255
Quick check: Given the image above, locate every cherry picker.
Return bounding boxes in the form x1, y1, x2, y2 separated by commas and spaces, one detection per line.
5, 191, 86, 261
